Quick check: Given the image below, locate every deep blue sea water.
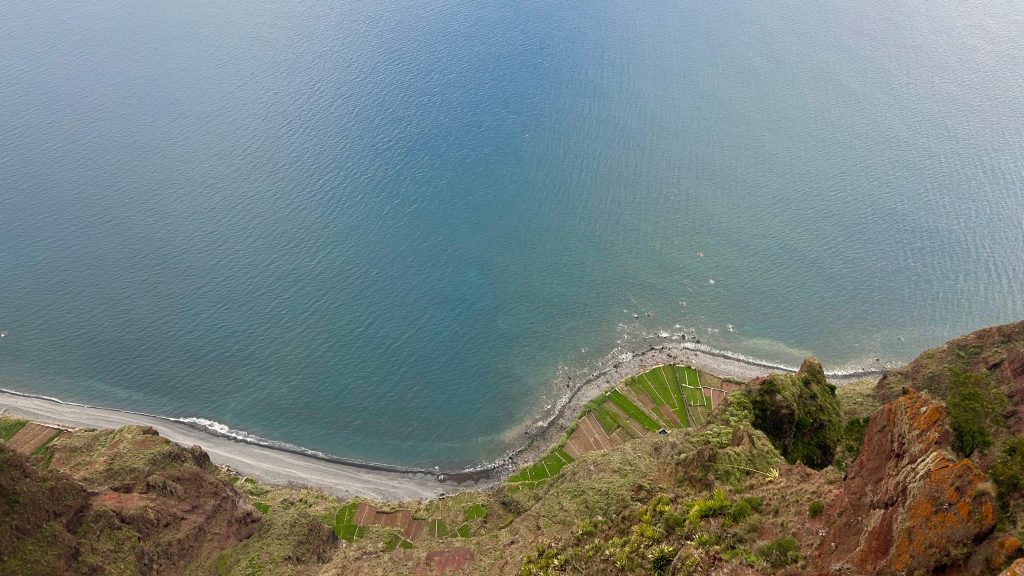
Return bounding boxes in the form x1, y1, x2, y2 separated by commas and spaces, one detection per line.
1, 0, 1023, 468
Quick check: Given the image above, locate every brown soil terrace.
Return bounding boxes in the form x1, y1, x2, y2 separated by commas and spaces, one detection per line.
5, 422, 60, 455
417, 548, 475, 574
354, 502, 426, 543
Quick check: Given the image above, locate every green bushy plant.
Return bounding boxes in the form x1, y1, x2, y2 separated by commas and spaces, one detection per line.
990, 435, 1024, 508
756, 536, 800, 568
808, 500, 824, 518
946, 370, 1007, 457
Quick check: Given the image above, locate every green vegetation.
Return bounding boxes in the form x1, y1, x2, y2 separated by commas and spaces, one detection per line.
30, 431, 60, 469
507, 448, 574, 488
591, 402, 627, 433
464, 503, 487, 521
427, 518, 450, 539
756, 536, 801, 568
631, 375, 665, 407
945, 370, 1007, 457
747, 359, 842, 469
649, 544, 676, 575
990, 435, 1024, 512
836, 415, 871, 469
333, 502, 366, 542
0, 417, 28, 441
664, 368, 690, 422
508, 364, 722, 491
518, 483, 803, 576
808, 500, 824, 518
686, 489, 731, 527
382, 532, 414, 552
642, 368, 676, 411
684, 385, 707, 407
253, 501, 270, 514
606, 389, 660, 431
728, 499, 754, 523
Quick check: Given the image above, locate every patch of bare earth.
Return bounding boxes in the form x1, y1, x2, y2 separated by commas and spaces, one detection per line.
354, 503, 426, 543
416, 547, 475, 574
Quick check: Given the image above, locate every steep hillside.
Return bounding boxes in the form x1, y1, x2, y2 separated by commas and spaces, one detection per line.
0, 425, 261, 575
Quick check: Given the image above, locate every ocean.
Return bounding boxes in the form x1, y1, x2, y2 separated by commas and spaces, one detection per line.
1, 0, 1022, 468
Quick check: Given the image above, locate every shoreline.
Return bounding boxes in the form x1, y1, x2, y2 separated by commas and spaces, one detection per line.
0, 342, 882, 501
501, 341, 881, 478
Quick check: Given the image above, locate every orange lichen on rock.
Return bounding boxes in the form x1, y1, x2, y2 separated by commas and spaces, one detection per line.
1002, 558, 1024, 576
992, 536, 1023, 571
811, 388, 997, 575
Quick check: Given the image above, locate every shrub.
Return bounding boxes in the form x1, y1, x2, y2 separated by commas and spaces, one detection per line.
740, 496, 763, 511
946, 370, 1007, 457
807, 500, 824, 518
520, 543, 562, 576
662, 511, 686, 534
687, 489, 730, 527
756, 536, 800, 568
649, 544, 676, 576
990, 436, 1024, 507
839, 416, 870, 463
728, 500, 753, 523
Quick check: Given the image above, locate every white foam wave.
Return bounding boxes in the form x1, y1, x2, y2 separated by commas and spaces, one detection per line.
171, 416, 330, 459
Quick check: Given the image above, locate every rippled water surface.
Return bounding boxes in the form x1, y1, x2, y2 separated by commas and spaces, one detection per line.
1, 0, 1023, 467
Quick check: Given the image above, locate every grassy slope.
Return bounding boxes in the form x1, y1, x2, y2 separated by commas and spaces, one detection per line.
0, 417, 28, 441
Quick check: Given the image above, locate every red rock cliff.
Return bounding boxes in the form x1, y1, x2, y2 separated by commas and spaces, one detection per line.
810, 388, 997, 575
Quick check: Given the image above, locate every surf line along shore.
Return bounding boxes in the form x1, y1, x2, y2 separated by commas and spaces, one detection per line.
0, 343, 881, 502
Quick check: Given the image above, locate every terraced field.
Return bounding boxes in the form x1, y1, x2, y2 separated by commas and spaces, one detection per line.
3, 421, 61, 456
507, 364, 732, 491
333, 500, 488, 549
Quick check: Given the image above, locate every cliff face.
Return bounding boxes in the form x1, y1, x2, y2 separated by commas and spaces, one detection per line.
810, 388, 997, 575
0, 426, 260, 575
0, 442, 90, 575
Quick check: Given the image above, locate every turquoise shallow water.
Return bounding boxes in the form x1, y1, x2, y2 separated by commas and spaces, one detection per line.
1, 0, 1023, 468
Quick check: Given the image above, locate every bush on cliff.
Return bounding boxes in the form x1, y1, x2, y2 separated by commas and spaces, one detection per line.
990, 435, 1024, 514
946, 370, 1008, 458
746, 358, 842, 469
